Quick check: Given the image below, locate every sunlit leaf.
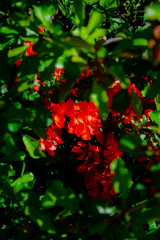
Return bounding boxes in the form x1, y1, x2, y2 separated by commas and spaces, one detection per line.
150, 110, 160, 126
22, 135, 46, 159
90, 80, 109, 120
145, 4, 160, 21
110, 158, 132, 200
119, 134, 147, 156
8, 45, 28, 58
25, 206, 56, 234
33, 5, 56, 29
87, 12, 104, 35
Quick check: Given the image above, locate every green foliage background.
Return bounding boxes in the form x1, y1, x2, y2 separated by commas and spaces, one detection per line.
1, 0, 160, 239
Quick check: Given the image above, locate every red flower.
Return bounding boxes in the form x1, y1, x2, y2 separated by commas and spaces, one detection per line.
96, 132, 123, 163
47, 102, 66, 129
40, 123, 63, 157
38, 26, 45, 33
107, 80, 122, 109
24, 41, 37, 56
65, 99, 101, 140
52, 68, 65, 81
33, 84, 40, 91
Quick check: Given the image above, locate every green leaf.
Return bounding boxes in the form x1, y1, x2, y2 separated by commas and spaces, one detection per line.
119, 134, 147, 156
154, 94, 160, 110
100, 0, 118, 9
57, 0, 67, 15
112, 89, 130, 112
108, 63, 129, 88
132, 38, 148, 46
1, 133, 17, 155
131, 90, 143, 115
111, 17, 125, 23
33, 5, 56, 29
41, 180, 79, 211
89, 28, 107, 39
0, 163, 15, 182
151, 163, 160, 171
8, 45, 28, 58
73, 0, 85, 26
0, 151, 26, 162
0, 27, 18, 35
25, 206, 56, 234
90, 80, 109, 120
135, 205, 160, 224
11, 172, 34, 192
110, 158, 132, 200
85, 0, 98, 4
87, 12, 104, 35
8, 122, 22, 132
61, 36, 92, 51
11, 172, 34, 187
2, 182, 19, 203
145, 4, 160, 21
150, 110, 160, 126
147, 126, 160, 135
17, 80, 33, 92
22, 135, 46, 159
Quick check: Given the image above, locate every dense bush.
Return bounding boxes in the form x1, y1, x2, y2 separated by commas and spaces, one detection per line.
1, 0, 160, 239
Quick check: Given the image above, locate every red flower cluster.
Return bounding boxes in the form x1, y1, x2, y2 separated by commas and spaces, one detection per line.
39, 73, 158, 202
72, 132, 123, 202
46, 98, 101, 140
40, 98, 102, 157
65, 99, 101, 140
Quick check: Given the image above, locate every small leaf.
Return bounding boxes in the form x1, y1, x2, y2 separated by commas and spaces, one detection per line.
131, 90, 143, 115
132, 38, 148, 46
151, 163, 160, 171
0, 27, 18, 35
11, 172, 34, 192
100, 0, 118, 9
8, 45, 28, 58
0, 163, 15, 182
8, 122, 22, 132
22, 135, 46, 159
87, 12, 104, 35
